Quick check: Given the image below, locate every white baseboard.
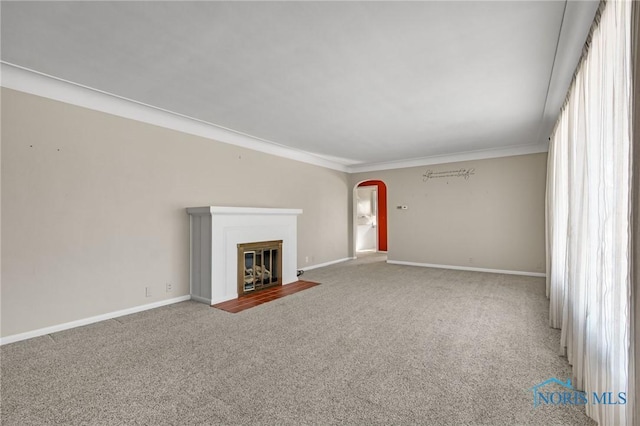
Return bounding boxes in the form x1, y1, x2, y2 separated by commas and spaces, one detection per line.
0, 295, 191, 346
300, 257, 354, 272
386, 260, 546, 278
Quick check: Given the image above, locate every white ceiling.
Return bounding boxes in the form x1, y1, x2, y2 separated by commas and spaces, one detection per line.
1, 1, 598, 172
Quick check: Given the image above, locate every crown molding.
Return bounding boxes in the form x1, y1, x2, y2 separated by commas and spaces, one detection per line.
0, 62, 349, 172
346, 142, 549, 173
535, 0, 599, 148
1, 62, 549, 175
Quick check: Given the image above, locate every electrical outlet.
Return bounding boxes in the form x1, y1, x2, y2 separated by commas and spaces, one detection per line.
145, 287, 152, 297
469, 257, 474, 264
305, 256, 309, 264
166, 283, 172, 292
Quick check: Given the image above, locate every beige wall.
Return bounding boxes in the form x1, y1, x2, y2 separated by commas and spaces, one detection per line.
1, 87, 548, 339
1, 88, 350, 337
350, 153, 547, 273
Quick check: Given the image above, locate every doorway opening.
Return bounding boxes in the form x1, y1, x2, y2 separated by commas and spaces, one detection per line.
354, 180, 387, 257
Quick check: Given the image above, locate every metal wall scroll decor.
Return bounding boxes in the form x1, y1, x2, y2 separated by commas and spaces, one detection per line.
422, 168, 475, 182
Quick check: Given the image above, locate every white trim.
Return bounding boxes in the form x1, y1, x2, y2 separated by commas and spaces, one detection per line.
347, 143, 549, 173
386, 260, 546, 278
301, 257, 354, 271
535, 0, 600, 153
0, 62, 348, 172
186, 206, 302, 216
1, 63, 550, 174
0, 295, 191, 346
189, 216, 194, 298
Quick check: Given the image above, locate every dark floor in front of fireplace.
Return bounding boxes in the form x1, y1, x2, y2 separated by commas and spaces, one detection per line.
211, 280, 320, 313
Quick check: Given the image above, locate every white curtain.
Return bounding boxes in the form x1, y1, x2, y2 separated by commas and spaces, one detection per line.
546, 1, 633, 425
630, 3, 640, 423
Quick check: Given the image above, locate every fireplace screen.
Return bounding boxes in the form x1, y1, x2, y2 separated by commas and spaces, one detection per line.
237, 240, 282, 295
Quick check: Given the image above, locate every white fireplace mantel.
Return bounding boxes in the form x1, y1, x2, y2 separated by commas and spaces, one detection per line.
186, 206, 302, 304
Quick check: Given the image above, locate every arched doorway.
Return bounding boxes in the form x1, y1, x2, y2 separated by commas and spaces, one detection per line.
354, 180, 387, 255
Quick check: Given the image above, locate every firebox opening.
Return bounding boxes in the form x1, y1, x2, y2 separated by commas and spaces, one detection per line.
237, 240, 283, 295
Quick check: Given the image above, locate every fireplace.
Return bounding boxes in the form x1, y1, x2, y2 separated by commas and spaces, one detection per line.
186, 206, 302, 305
238, 240, 282, 295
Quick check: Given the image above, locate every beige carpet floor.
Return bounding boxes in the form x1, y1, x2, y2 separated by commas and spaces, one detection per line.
1, 254, 595, 425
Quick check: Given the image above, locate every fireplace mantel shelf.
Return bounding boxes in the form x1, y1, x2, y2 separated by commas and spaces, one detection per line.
187, 206, 302, 216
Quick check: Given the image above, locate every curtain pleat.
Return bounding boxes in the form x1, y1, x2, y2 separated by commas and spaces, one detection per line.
546, 1, 633, 425
630, 2, 639, 424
